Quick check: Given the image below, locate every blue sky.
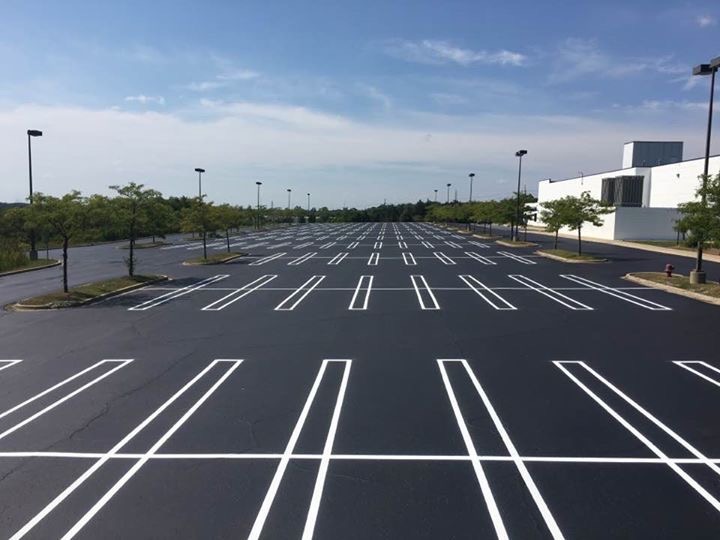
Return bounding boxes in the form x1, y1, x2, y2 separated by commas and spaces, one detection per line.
0, 0, 718, 207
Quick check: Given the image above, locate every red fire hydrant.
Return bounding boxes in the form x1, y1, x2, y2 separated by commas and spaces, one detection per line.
665, 263, 674, 277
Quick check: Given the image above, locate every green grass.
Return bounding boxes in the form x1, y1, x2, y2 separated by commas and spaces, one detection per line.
631, 272, 720, 299
539, 249, 605, 262
184, 252, 244, 265
18, 275, 162, 307
0, 258, 58, 274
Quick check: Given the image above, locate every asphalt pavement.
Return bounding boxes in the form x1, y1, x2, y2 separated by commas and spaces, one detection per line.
0, 222, 719, 539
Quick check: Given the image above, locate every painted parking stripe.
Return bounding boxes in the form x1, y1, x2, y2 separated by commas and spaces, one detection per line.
244, 242, 269, 250
509, 275, 593, 310
368, 252, 380, 266
560, 275, 672, 311
398, 241, 408, 249
347, 241, 359, 249
421, 241, 434, 249
275, 276, 326, 311
268, 242, 291, 249
555, 361, 720, 514
439, 360, 563, 539
402, 252, 417, 266
288, 252, 317, 266
374, 241, 383, 249
469, 241, 490, 249
445, 241, 462, 248
673, 361, 720, 388
201, 275, 277, 311
58, 360, 242, 540
250, 252, 286, 266
128, 275, 229, 311
294, 242, 314, 250
319, 241, 336, 249
465, 252, 496, 265
433, 252, 456, 265
327, 252, 349, 265
410, 275, 440, 310
497, 251, 536, 265
349, 275, 374, 310
459, 275, 517, 310
0, 360, 22, 373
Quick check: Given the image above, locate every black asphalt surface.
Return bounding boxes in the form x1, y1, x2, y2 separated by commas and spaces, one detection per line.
1, 222, 720, 539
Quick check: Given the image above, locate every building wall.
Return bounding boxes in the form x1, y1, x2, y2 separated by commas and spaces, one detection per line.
552, 207, 680, 241
648, 155, 720, 208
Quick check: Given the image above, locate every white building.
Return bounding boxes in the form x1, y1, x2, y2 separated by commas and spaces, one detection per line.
535, 141, 720, 240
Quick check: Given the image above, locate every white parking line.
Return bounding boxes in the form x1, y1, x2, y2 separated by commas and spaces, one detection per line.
294, 242, 314, 250
444, 241, 462, 248
497, 251, 536, 265
368, 252, 380, 266
250, 252, 286, 266
673, 361, 720, 388
433, 252, 456, 265
422, 241, 435, 249
128, 275, 229, 311
459, 275, 517, 310
275, 276, 326, 311
509, 275, 593, 310
349, 275, 374, 310
410, 275, 440, 310
0, 360, 22, 373
465, 252, 496, 265
319, 242, 336, 249
201, 275, 277, 311
398, 241, 408, 249
374, 241, 383, 249
402, 252, 417, 266
560, 275, 672, 311
288, 252, 317, 266
327, 252, 349, 265
347, 241, 359, 249
469, 241, 490, 249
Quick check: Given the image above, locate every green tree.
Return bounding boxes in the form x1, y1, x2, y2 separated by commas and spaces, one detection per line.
539, 198, 571, 249
30, 192, 87, 292
214, 204, 242, 252
677, 173, 720, 251
557, 192, 614, 255
181, 200, 219, 259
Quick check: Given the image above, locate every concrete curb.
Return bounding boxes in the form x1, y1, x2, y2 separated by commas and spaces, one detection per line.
623, 273, 720, 306
496, 240, 538, 248
11, 275, 169, 311
471, 234, 501, 241
534, 250, 608, 264
181, 253, 247, 266
0, 260, 61, 278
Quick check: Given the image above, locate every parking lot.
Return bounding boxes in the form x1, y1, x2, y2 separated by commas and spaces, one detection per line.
1, 223, 719, 539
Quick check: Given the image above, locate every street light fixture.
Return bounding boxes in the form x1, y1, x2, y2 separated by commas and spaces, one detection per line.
194, 168, 205, 200
468, 173, 475, 202
256, 181, 262, 230
27, 129, 43, 260
690, 56, 720, 284
514, 150, 528, 241
446, 183, 451, 204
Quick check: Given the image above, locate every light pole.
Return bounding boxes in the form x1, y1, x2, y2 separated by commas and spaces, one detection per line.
468, 173, 475, 202
690, 57, 720, 284
514, 150, 528, 241
434, 189, 438, 202
287, 188, 292, 210
307, 192, 311, 212
256, 181, 262, 230
446, 183, 451, 203
27, 129, 42, 260
194, 168, 205, 200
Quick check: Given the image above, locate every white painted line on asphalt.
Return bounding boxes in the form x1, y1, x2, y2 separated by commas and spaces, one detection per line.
128, 275, 229, 311
294, 242, 314, 250
443, 359, 564, 539
433, 251, 456, 265
374, 241, 383, 249
250, 252, 286, 266
508, 275, 593, 310
410, 275, 440, 310
560, 275, 672, 311
347, 241, 359, 249
288, 252, 317, 266
421, 241, 434, 249
302, 360, 352, 540
437, 361, 508, 540
497, 251, 536, 265
445, 241, 462, 248
319, 241, 336, 249
469, 241, 490, 249
673, 361, 720, 388
60, 360, 242, 539
0, 360, 22, 372
201, 275, 278, 311
459, 276, 517, 311
10, 360, 242, 539
349, 276, 374, 310
398, 241, 408, 249
275, 276, 326, 311
327, 252, 349, 265
367, 252, 380, 266
465, 252, 496, 265
268, 242, 291, 249
554, 361, 720, 514
402, 252, 417, 266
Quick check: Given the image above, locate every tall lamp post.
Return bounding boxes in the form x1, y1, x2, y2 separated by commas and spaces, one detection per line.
514, 150, 528, 241
468, 173, 475, 202
27, 130, 43, 260
307, 193, 311, 212
287, 188, 292, 210
446, 183, 451, 203
690, 57, 720, 284
194, 168, 205, 200
434, 189, 438, 202
256, 181, 262, 230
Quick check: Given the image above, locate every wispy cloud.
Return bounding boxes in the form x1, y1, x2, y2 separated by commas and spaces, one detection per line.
613, 99, 706, 112
124, 95, 165, 105
185, 67, 260, 92
356, 84, 392, 109
430, 93, 468, 106
697, 15, 717, 27
382, 39, 526, 66
217, 69, 260, 81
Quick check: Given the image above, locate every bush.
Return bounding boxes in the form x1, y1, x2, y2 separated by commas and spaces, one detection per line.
0, 238, 29, 272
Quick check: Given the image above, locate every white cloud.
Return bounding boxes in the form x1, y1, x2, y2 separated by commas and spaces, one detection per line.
217, 69, 260, 81
697, 15, 717, 27
185, 81, 227, 92
185, 68, 260, 91
124, 95, 165, 105
356, 84, 392, 109
383, 39, 526, 66
430, 93, 468, 106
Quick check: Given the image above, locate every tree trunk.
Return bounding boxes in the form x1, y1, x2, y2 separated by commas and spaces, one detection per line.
554, 230, 559, 250
203, 231, 208, 260
62, 237, 69, 293
226, 229, 231, 253
577, 226, 582, 255
129, 223, 135, 277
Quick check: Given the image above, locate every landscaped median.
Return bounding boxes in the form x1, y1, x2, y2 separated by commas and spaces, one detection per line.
11, 275, 167, 310
183, 252, 246, 266
496, 239, 538, 248
535, 249, 607, 263
0, 259, 61, 277
624, 272, 720, 306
